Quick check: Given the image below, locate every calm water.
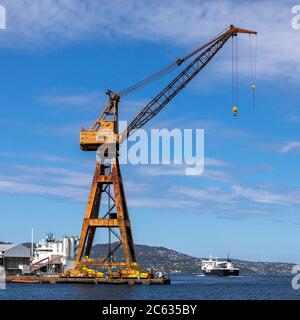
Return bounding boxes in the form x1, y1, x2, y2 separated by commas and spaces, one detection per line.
0, 274, 299, 300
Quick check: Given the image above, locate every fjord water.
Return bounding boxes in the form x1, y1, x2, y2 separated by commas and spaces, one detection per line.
0, 274, 299, 300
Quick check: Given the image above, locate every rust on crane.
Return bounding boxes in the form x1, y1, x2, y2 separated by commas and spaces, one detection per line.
71, 25, 257, 279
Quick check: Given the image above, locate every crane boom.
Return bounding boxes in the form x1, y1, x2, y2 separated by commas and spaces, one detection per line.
122, 25, 256, 140
123, 34, 231, 139
79, 25, 256, 151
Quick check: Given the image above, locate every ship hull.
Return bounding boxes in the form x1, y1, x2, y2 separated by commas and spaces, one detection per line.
203, 269, 239, 276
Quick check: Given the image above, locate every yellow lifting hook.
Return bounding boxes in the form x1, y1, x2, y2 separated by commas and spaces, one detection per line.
232, 105, 238, 116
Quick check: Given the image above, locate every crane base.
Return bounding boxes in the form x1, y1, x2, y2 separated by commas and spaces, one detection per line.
7, 275, 171, 285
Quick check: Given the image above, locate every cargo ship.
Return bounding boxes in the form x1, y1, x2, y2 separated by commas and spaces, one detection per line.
201, 255, 239, 276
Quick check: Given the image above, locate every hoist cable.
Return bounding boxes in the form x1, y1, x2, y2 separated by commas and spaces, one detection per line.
117, 27, 229, 97
231, 36, 234, 108
117, 62, 178, 97
249, 34, 257, 109
236, 35, 239, 107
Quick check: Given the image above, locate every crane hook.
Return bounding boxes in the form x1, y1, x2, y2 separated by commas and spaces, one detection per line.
232, 105, 238, 116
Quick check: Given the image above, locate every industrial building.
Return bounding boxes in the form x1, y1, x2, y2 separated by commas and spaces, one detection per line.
0, 244, 31, 275
31, 233, 78, 273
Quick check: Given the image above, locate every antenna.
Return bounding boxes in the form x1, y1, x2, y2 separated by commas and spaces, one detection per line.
31, 228, 34, 257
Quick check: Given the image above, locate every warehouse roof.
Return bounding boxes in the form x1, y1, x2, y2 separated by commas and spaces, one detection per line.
0, 244, 16, 252
0, 244, 30, 257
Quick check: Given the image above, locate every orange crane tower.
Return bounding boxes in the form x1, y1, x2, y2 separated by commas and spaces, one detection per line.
75, 25, 257, 271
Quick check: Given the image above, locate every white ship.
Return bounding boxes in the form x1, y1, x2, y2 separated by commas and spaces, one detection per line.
31, 233, 78, 273
201, 255, 239, 276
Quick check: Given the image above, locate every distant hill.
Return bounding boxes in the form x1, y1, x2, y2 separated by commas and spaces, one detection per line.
90, 243, 295, 275
2, 241, 294, 275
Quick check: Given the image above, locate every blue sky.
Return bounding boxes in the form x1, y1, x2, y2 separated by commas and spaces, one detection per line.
0, 0, 299, 263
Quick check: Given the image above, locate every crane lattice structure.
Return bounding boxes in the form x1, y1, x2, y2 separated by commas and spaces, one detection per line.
75, 25, 257, 270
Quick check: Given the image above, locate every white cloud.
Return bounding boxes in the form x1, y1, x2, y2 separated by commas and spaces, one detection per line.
128, 192, 274, 218
287, 113, 300, 123
10, 164, 91, 186
0, 151, 77, 164
157, 184, 274, 217
202, 169, 234, 183
281, 141, 300, 153
158, 117, 254, 142
138, 166, 185, 176
165, 182, 300, 216
128, 197, 201, 210
137, 160, 234, 182
0, 163, 91, 201
38, 91, 147, 123
1, 160, 298, 219
0, 162, 152, 202
39, 91, 102, 108
173, 185, 235, 204
1, 0, 299, 79
238, 163, 275, 174
204, 158, 230, 167
125, 180, 150, 193
232, 185, 300, 206
0, 179, 88, 202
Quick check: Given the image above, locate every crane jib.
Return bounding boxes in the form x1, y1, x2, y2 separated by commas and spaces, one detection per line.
121, 25, 256, 140
124, 32, 232, 139
81, 25, 257, 148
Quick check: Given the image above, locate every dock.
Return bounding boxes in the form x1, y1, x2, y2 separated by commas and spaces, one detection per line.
6, 275, 171, 285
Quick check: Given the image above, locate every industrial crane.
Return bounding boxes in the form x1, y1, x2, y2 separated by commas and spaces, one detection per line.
75, 25, 257, 275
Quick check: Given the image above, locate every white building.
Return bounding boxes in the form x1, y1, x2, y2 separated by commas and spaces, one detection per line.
32, 233, 78, 273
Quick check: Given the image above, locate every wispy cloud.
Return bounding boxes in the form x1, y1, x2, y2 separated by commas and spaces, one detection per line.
232, 185, 300, 206
0, 161, 152, 203
1, 151, 75, 164
38, 91, 102, 108
3, 164, 91, 186
128, 197, 201, 210
287, 113, 300, 124
280, 141, 300, 153
154, 116, 254, 142
237, 163, 275, 174
145, 184, 275, 218
137, 158, 234, 182
1, 1, 300, 79
202, 169, 235, 183
0, 163, 91, 201
172, 185, 235, 204
38, 91, 147, 124
0, 151, 97, 172
1, 160, 298, 219
205, 158, 230, 167
0, 179, 88, 202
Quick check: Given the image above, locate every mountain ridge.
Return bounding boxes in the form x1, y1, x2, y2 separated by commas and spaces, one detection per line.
5, 241, 294, 275
90, 243, 295, 275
